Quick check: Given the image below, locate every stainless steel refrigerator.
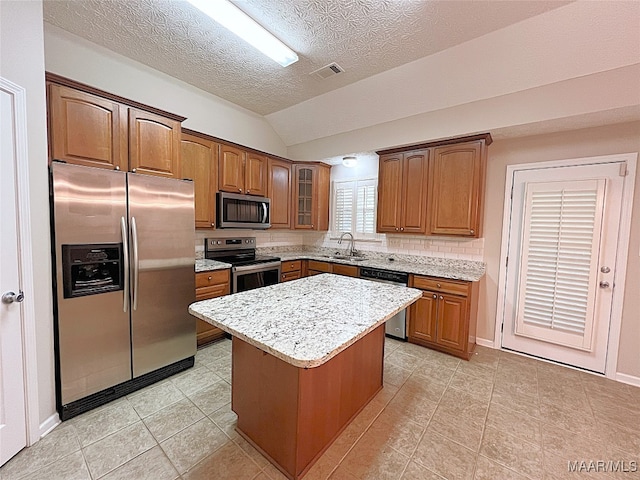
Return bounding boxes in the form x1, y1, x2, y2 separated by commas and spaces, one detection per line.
51, 162, 196, 420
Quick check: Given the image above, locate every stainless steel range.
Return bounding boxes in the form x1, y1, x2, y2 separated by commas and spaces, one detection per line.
205, 237, 281, 293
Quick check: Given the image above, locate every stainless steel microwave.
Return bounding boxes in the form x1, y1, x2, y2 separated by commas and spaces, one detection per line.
217, 192, 271, 229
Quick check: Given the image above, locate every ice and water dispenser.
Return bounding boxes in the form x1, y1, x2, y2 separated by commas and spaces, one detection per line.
61, 244, 123, 298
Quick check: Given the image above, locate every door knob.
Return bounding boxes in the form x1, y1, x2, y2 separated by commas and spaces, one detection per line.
600, 266, 611, 273
599, 281, 610, 288
2, 291, 24, 304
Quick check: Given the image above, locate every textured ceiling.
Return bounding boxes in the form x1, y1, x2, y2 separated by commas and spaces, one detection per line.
43, 0, 571, 116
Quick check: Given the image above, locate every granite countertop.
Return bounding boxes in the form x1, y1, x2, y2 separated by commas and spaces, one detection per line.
195, 259, 232, 273
189, 274, 422, 368
277, 252, 485, 282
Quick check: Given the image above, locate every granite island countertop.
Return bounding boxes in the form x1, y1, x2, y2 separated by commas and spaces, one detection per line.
276, 251, 485, 282
189, 273, 422, 368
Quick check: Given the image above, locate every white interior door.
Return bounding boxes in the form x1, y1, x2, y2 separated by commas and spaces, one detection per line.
502, 161, 625, 373
0, 87, 27, 465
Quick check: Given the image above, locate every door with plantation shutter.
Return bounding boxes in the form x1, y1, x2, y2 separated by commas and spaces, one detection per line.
502, 162, 625, 373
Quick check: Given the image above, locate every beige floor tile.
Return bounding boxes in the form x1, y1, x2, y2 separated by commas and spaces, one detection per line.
0, 423, 81, 479
373, 383, 400, 406
303, 450, 341, 480
386, 388, 438, 426
70, 399, 140, 447
413, 430, 477, 480
143, 397, 204, 442
233, 436, 271, 469
432, 388, 489, 425
208, 356, 232, 377
491, 386, 540, 418
494, 375, 538, 399
11, 451, 90, 480
365, 408, 426, 456
479, 426, 542, 479
82, 421, 155, 479
410, 363, 456, 386
321, 416, 368, 462
384, 338, 404, 356
100, 445, 178, 480
454, 362, 496, 383
385, 351, 424, 371
383, 362, 413, 388
170, 366, 223, 396
486, 404, 541, 445
182, 442, 261, 480
187, 380, 232, 415
588, 398, 640, 431
401, 372, 448, 404
127, 381, 186, 418
253, 473, 273, 480
541, 423, 621, 462
448, 370, 494, 401
474, 455, 529, 480
399, 461, 443, 480
160, 417, 230, 474
339, 435, 410, 480
208, 403, 241, 441
261, 461, 290, 480
327, 465, 360, 479
468, 346, 500, 369
427, 410, 484, 452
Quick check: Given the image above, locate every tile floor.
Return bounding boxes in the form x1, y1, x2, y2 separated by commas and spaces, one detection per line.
1, 338, 639, 480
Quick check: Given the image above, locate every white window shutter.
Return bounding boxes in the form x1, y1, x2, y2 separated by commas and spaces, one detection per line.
356, 181, 376, 234
514, 179, 606, 351
334, 182, 354, 232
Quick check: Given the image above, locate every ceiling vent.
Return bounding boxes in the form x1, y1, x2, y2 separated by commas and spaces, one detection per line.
310, 62, 344, 79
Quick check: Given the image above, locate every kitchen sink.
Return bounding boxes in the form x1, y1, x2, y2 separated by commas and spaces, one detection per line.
325, 255, 367, 262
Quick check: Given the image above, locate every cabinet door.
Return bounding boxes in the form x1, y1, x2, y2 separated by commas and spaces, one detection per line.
316, 165, 331, 231
408, 291, 438, 343
293, 165, 317, 229
219, 145, 246, 193
400, 150, 428, 233
181, 134, 217, 229
332, 264, 358, 277
430, 141, 483, 236
129, 109, 180, 178
245, 152, 267, 196
267, 158, 292, 229
436, 294, 468, 352
49, 84, 126, 170
376, 154, 403, 233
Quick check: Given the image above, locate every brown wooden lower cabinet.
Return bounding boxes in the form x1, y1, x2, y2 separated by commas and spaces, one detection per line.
281, 260, 302, 282
407, 275, 478, 360
331, 264, 359, 277
195, 269, 230, 346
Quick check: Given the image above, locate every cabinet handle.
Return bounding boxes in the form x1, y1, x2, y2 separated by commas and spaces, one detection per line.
439, 295, 443, 300
401, 227, 404, 231
238, 188, 243, 193
208, 276, 212, 280
432, 294, 437, 299
115, 166, 120, 171
247, 190, 250, 194
395, 227, 399, 231
436, 283, 441, 288
132, 168, 137, 173
211, 222, 215, 227
470, 229, 475, 234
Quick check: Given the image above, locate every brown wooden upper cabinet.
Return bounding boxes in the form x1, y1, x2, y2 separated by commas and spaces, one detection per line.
377, 150, 429, 234
292, 163, 330, 230
48, 84, 127, 171
47, 75, 184, 178
267, 158, 292, 229
180, 132, 218, 229
429, 140, 487, 237
218, 145, 267, 196
376, 133, 490, 238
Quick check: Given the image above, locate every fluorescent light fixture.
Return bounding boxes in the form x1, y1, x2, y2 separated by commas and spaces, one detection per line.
187, 0, 299, 67
342, 156, 358, 168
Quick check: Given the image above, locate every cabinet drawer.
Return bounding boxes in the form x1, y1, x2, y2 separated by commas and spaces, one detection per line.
281, 271, 302, 282
195, 269, 230, 288
195, 283, 230, 300
412, 276, 469, 297
332, 264, 359, 277
281, 260, 302, 274
307, 260, 331, 273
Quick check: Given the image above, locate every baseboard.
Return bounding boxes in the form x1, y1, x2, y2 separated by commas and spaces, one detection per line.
39, 412, 61, 439
615, 372, 640, 388
475, 337, 496, 348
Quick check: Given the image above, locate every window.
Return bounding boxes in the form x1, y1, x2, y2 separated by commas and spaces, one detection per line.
331, 179, 377, 236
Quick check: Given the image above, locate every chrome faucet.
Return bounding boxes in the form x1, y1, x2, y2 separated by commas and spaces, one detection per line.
338, 232, 355, 257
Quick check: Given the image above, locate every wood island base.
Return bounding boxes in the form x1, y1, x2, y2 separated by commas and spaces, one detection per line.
231, 325, 385, 480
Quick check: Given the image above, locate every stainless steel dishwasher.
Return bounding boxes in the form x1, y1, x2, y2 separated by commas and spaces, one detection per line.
359, 267, 409, 340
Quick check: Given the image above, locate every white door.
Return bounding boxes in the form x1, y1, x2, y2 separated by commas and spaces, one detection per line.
0, 86, 27, 465
502, 161, 625, 373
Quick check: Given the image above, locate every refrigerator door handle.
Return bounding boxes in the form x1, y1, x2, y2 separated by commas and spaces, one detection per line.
120, 216, 130, 313
131, 216, 140, 311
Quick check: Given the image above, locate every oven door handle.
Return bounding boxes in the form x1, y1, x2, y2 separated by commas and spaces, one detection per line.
233, 261, 282, 274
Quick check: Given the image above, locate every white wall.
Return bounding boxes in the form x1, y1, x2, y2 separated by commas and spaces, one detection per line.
43, 24, 287, 157
0, 0, 56, 430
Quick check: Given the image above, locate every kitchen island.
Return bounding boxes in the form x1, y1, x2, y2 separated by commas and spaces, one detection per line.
189, 274, 421, 479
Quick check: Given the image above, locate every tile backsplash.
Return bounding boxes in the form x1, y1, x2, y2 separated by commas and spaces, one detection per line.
195, 230, 484, 261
